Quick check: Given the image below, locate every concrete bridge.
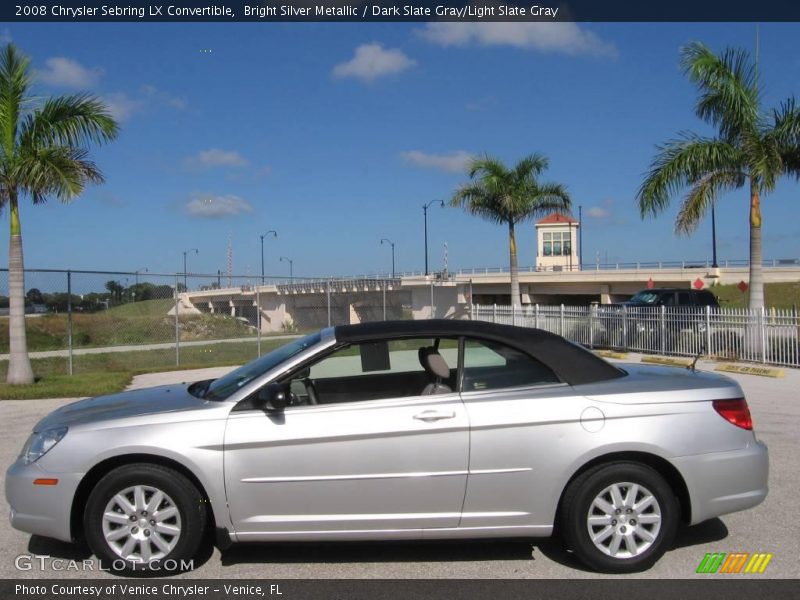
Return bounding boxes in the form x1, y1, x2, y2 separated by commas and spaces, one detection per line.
178, 261, 800, 332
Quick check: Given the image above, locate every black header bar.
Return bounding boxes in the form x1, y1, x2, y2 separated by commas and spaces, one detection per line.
4, 0, 800, 22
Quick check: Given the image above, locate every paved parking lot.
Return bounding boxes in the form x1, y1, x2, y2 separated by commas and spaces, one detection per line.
0, 359, 797, 579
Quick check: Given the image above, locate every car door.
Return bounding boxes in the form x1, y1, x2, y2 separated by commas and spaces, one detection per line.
223, 338, 469, 538
459, 337, 582, 530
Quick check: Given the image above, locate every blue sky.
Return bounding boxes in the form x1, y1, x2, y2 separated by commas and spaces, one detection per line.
2, 22, 799, 278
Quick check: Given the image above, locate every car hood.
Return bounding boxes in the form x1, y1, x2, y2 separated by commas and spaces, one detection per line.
33, 384, 207, 432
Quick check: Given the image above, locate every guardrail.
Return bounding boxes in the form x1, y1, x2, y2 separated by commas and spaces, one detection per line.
473, 304, 800, 368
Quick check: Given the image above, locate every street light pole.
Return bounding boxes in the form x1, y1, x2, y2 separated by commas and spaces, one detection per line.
380, 238, 395, 278
578, 205, 583, 271
423, 200, 444, 276
711, 201, 718, 268
182, 248, 198, 290
280, 256, 293, 280
260, 230, 277, 284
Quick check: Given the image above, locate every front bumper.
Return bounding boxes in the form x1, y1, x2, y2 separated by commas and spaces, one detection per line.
673, 439, 769, 525
5, 458, 83, 542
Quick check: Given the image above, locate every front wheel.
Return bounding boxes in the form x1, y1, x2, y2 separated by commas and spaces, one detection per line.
84, 463, 206, 574
560, 462, 679, 573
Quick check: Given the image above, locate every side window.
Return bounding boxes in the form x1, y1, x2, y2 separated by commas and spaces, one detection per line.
284, 337, 458, 406
677, 291, 692, 306
659, 292, 676, 306
462, 339, 559, 392
696, 291, 717, 307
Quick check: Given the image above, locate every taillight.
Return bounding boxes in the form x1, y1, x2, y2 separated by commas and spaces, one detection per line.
712, 398, 753, 430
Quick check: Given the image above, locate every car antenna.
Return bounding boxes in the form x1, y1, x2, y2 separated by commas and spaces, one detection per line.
687, 342, 706, 373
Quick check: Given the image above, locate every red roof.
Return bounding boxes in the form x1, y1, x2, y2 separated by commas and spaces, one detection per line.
536, 213, 578, 225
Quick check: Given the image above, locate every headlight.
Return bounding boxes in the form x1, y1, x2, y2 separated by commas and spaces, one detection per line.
20, 427, 68, 465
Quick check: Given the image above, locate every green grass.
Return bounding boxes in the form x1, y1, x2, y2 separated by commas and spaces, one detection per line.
0, 302, 256, 353
712, 282, 800, 310
0, 372, 133, 400
0, 338, 289, 400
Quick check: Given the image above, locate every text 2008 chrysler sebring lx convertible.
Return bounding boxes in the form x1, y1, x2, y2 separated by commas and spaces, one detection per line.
6, 320, 768, 574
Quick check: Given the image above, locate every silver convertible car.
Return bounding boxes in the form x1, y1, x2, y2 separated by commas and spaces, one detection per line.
6, 320, 768, 574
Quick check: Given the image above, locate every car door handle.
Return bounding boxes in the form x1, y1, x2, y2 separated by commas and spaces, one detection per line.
413, 410, 456, 422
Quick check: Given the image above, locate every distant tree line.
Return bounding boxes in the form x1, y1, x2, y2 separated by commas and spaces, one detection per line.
0, 281, 184, 313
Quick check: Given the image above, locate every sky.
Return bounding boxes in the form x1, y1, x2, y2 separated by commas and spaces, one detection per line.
1, 21, 799, 279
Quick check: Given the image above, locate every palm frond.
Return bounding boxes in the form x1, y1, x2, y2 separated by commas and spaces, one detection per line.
637, 133, 744, 217
675, 170, 745, 235
0, 44, 32, 161
680, 41, 760, 141
20, 93, 119, 149
14, 145, 103, 203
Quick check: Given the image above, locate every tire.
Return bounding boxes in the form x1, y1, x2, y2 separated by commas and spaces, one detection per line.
559, 462, 679, 573
84, 463, 206, 575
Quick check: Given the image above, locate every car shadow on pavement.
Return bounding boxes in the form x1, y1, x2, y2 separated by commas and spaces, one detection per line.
535, 518, 730, 573
220, 539, 535, 567
26, 530, 216, 578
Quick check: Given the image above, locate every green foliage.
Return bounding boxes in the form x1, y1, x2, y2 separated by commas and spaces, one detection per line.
0, 372, 133, 400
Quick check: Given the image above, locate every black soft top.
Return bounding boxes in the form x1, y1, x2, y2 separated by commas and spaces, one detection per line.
334, 319, 624, 386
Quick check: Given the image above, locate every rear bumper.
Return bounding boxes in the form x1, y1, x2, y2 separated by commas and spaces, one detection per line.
673, 440, 768, 525
5, 458, 82, 543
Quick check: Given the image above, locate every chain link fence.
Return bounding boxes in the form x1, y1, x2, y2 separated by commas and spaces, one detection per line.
0, 269, 430, 377
474, 304, 800, 368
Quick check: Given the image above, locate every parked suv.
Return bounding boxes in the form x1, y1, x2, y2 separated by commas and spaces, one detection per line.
603, 287, 720, 352
623, 288, 719, 309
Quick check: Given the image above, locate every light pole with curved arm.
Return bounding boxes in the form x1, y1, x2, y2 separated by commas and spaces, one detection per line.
280, 256, 293, 280
380, 238, 395, 278
182, 248, 198, 290
260, 230, 277, 284
423, 200, 444, 276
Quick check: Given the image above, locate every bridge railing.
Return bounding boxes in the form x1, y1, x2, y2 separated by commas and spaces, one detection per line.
472, 303, 800, 368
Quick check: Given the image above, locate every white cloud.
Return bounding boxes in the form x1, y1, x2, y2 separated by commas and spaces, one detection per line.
141, 84, 188, 110
418, 22, 617, 58
333, 43, 416, 82
185, 149, 250, 169
587, 206, 609, 218
401, 150, 474, 173
37, 57, 104, 88
100, 92, 142, 121
184, 194, 254, 218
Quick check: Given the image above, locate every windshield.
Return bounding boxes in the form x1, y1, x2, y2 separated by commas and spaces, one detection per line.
627, 291, 660, 305
203, 332, 322, 401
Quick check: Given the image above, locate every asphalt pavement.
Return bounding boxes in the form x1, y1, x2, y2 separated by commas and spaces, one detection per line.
0, 359, 797, 579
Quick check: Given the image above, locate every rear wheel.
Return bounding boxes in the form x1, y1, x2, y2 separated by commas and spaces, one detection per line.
84, 463, 206, 574
560, 462, 678, 573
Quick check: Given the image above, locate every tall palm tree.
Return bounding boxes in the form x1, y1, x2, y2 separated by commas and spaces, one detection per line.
638, 41, 800, 310
0, 44, 118, 384
451, 154, 571, 308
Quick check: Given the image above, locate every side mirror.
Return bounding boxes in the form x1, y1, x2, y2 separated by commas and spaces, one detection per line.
257, 382, 288, 412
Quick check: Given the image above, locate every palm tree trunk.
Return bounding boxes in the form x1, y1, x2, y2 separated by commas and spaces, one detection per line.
7, 193, 34, 384
508, 220, 520, 309
748, 179, 765, 310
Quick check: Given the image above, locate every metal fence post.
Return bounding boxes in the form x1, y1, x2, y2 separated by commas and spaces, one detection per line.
430, 280, 435, 319
660, 305, 666, 355
492, 303, 497, 323
382, 283, 387, 321
175, 274, 180, 366
589, 304, 595, 349
469, 279, 474, 320
622, 306, 628, 351
560, 304, 565, 336
760, 306, 767, 363
534, 304, 539, 329
705, 305, 712, 355
67, 270, 73, 376
326, 278, 331, 327
256, 286, 261, 357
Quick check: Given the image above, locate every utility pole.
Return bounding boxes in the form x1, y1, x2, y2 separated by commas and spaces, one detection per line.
381, 238, 395, 278
423, 200, 444, 276
260, 230, 277, 284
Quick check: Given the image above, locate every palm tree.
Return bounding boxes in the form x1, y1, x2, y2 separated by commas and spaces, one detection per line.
638, 41, 800, 310
451, 154, 571, 308
0, 44, 118, 384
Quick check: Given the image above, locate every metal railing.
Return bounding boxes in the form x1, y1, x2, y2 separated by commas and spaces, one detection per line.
473, 304, 800, 368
